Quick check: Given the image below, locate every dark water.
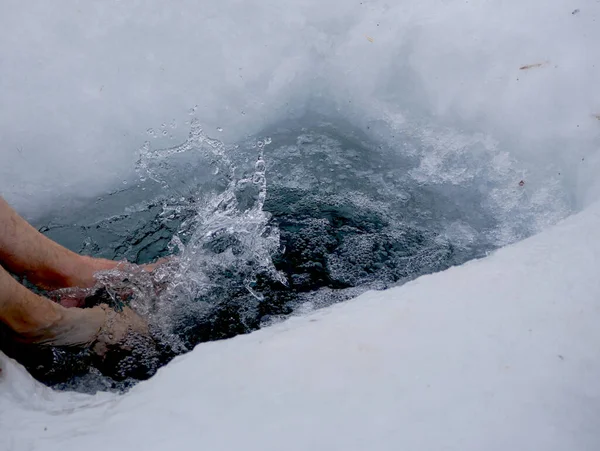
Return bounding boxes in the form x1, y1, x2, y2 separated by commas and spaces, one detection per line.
1, 118, 498, 393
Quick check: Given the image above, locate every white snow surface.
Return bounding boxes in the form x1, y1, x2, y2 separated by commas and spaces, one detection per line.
0, 0, 599, 216
2, 196, 600, 451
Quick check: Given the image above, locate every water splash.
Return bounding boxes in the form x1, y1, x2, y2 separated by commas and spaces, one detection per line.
127, 122, 284, 353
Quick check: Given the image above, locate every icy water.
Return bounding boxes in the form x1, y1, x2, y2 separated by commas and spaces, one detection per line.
1, 117, 566, 393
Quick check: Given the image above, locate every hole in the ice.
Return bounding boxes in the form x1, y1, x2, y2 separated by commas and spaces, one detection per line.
0, 116, 570, 393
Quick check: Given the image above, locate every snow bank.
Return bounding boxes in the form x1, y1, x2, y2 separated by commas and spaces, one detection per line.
3, 190, 600, 451
0, 0, 599, 216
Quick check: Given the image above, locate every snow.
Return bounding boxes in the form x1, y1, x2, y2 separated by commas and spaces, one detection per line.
3, 199, 600, 450
1, 0, 600, 449
0, 0, 599, 216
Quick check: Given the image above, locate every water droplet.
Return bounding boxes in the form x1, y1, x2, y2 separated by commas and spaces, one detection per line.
170, 120, 177, 129
162, 130, 168, 136
255, 159, 266, 172
161, 123, 166, 128
257, 141, 264, 148
123, 180, 128, 185
146, 128, 155, 136
217, 127, 223, 132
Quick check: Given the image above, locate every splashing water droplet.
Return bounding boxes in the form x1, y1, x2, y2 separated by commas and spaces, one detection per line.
255, 159, 266, 172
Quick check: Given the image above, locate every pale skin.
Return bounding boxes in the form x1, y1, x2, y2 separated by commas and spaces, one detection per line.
0, 196, 153, 353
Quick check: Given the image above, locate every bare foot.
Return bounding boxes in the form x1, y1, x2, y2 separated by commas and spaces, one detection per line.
69, 255, 173, 289
15, 300, 151, 355
14, 301, 105, 347
14, 300, 159, 381
89, 304, 160, 381
90, 304, 149, 356
141, 256, 172, 273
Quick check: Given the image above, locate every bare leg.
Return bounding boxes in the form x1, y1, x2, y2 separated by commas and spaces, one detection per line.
0, 263, 104, 345
0, 262, 148, 351
0, 197, 151, 350
0, 197, 120, 290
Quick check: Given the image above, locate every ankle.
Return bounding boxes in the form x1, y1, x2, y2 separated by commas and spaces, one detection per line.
63, 255, 120, 289
15, 301, 106, 347
9, 293, 64, 337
